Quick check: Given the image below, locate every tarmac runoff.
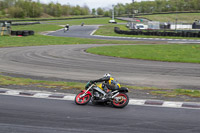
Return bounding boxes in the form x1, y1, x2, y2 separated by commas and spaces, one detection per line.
0, 88, 200, 110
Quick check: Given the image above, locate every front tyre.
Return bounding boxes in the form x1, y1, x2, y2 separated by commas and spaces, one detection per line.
111, 93, 129, 108
75, 91, 91, 105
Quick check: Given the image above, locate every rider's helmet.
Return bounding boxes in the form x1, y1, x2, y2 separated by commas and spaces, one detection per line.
103, 73, 111, 78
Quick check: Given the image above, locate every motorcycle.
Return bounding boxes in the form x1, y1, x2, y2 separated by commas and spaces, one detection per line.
64, 27, 69, 32
75, 82, 129, 108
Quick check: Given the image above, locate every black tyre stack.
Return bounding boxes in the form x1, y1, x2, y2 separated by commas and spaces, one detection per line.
11, 30, 34, 36
114, 27, 200, 38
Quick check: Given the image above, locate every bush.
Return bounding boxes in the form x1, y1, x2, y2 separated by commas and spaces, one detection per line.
7, 7, 25, 18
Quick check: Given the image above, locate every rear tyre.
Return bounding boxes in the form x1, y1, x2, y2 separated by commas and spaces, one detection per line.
111, 93, 129, 108
75, 91, 91, 105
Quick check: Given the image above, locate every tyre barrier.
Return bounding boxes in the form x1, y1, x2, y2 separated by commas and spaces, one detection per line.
11, 30, 34, 36
114, 27, 200, 38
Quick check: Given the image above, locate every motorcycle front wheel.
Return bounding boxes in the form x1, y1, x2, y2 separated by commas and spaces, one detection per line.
111, 93, 129, 108
75, 91, 91, 105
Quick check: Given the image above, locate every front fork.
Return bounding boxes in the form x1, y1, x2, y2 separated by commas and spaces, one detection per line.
80, 84, 93, 98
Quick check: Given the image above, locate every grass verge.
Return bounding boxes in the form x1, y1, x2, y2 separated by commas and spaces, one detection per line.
151, 89, 200, 98
0, 75, 85, 90
138, 13, 200, 23
0, 23, 139, 48
0, 74, 200, 99
43, 17, 126, 25
95, 24, 200, 40
86, 44, 200, 63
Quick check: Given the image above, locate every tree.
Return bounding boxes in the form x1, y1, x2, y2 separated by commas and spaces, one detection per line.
92, 8, 96, 15
97, 7, 104, 15
81, 5, 90, 15
104, 11, 110, 17
62, 5, 70, 16
115, 3, 126, 16
8, 6, 25, 18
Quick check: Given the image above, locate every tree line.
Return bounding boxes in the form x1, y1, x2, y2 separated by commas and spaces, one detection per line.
114, 0, 200, 16
0, 0, 102, 18
0, 0, 200, 18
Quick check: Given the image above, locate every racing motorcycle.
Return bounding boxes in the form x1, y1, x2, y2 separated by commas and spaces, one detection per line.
75, 81, 129, 108
64, 27, 68, 32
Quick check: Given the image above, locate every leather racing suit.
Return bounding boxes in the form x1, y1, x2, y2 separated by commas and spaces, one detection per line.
91, 76, 121, 93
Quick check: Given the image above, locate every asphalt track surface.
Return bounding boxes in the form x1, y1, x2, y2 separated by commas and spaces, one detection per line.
0, 44, 200, 89
0, 95, 200, 133
47, 25, 200, 43
0, 25, 200, 133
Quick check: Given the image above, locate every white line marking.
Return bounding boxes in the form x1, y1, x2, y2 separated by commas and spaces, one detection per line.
63, 95, 75, 100
90, 29, 97, 36
1, 88, 200, 109
162, 101, 183, 108
33, 93, 51, 98
6, 90, 20, 95
129, 99, 146, 105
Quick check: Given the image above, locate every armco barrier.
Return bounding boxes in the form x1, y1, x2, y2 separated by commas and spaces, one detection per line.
114, 27, 200, 38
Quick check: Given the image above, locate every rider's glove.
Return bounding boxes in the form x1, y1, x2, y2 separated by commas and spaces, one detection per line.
90, 80, 95, 84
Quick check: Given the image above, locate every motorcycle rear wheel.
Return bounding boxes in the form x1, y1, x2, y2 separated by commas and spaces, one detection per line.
75, 91, 91, 105
111, 93, 129, 108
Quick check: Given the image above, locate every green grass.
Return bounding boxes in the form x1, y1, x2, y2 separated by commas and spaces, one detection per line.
0, 22, 139, 47
95, 24, 200, 40
44, 17, 126, 25
0, 75, 85, 90
138, 13, 200, 23
94, 24, 128, 36
86, 44, 200, 63
0, 34, 139, 47
151, 89, 200, 98
1, 74, 200, 98
12, 23, 62, 32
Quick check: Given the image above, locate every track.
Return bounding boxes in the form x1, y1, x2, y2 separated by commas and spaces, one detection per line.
0, 44, 200, 89
46, 25, 200, 43
1, 95, 200, 133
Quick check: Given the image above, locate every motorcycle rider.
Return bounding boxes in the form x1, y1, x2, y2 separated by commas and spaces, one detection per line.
90, 73, 121, 99
64, 24, 69, 32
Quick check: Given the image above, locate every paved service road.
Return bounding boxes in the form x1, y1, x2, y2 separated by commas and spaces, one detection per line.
0, 45, 200, 89
47, 25, 200, 43
0, 95, 200, 133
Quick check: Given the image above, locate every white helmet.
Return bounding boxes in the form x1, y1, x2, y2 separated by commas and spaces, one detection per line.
103, 73, 111, 78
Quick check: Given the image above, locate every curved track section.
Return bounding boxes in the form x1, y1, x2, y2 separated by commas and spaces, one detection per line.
46, 25, 200, 43
0, 44, 200, 89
